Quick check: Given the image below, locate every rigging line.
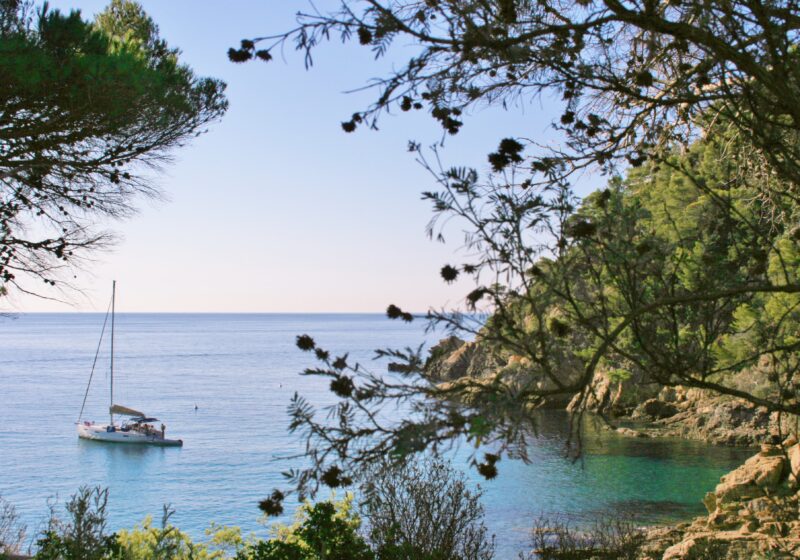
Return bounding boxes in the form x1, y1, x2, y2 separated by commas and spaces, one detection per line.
77, 296, 113, 423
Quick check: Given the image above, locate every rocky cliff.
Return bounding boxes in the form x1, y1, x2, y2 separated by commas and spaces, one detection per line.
425, 336, 790, 447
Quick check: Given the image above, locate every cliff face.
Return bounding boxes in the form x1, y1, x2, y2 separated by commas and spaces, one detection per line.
566, 368, 661, 417
424, 336, 503, 382
424, 336, 575, 408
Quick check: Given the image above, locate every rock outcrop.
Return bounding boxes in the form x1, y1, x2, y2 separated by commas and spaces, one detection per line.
424, 336, 573, 407
637, 390, 782, 447
639, 441, 800, 559
633, 398, 680, 420
424, 336, 502, 382
567, 369, 662, 417
426, 335, 789, 447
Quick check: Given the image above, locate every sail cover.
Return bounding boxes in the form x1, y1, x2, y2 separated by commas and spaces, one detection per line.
110, 404, 145, 417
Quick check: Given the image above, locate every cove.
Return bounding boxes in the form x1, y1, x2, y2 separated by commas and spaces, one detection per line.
0, 313, 753, 557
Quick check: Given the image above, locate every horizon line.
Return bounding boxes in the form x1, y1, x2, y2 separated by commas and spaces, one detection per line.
1, 310, 437, 315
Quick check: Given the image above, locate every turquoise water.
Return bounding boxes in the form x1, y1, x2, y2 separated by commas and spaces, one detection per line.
0, 314, 752, 557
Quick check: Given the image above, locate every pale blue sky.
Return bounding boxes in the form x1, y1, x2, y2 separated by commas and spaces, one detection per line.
12, 1, 568, 312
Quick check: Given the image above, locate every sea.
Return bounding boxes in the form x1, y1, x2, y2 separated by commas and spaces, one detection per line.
0, 313, 753, 557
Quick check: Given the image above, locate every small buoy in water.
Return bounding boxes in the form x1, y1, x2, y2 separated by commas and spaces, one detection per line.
194, 404, 198, 410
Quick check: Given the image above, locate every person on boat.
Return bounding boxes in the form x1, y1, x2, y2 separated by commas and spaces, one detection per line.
161, 423, 166, 439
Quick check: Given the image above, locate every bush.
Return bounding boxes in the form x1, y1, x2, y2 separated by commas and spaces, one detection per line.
238, 496, 373, 560
521, 516, 644, 560
116, 506, 243, 560
0, 496, 27, 557
32, 488, 243, 560
360, 458, 495, 560
34, 487, 119, 560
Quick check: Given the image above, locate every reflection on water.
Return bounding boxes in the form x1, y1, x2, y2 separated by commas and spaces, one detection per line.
537, 411, 750, 465
77, 438, 172, 468
599, 499, 699, 523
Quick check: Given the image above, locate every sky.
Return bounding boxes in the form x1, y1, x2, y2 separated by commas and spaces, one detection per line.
10, 0, 569, 313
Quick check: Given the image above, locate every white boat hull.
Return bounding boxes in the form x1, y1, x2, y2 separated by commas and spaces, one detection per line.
77, 423, 183, 447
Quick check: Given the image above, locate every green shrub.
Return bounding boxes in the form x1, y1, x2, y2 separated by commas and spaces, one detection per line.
31, 477, 494, 560
34, 487, 119, 560
116, 507, 243, 559
238, 497, 373, 560
33, 488, 243, 560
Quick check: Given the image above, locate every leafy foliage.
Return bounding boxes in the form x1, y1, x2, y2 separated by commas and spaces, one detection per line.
34, 487, 119, 560
27, 483, 490, 560
32, 487, 247, 560
0, 1, 227, 297
116, 507, 244, 560
240, 497, 373, 560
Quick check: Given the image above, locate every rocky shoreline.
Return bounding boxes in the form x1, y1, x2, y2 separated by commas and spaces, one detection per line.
604, 389, 788, 449
425, 337, 800, 559
426, 336, 791, 447
577, 373, 791, 449
639, 440, 800, 559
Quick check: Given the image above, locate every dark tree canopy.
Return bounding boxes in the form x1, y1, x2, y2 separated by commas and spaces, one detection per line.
0, 0, 227, 298
235, 1, 800, 503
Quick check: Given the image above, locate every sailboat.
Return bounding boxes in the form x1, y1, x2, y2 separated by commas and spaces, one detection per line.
76, 281, 183, 447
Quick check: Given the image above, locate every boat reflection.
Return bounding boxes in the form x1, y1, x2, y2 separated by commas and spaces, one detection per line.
77, 436, 170, 472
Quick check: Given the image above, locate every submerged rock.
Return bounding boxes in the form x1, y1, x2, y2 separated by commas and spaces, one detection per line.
616, 426, 649, 438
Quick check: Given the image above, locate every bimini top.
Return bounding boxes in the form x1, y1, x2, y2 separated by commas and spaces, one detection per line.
109, 404, 145, 417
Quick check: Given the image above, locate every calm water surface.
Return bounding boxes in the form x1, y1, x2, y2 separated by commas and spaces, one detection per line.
0, 313, 752, 557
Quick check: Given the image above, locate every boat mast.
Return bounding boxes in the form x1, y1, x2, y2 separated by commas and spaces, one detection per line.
110, 280, 116, 425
